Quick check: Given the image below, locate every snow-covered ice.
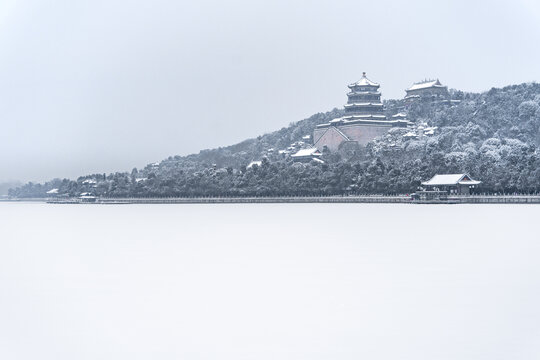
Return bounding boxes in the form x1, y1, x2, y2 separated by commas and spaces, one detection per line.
0, 203, 539, 360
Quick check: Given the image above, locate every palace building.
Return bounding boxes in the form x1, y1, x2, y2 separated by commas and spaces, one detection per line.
405, 79, 449, 101
313, 73, 408, 152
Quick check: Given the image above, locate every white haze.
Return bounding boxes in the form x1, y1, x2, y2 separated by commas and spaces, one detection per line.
1, 203, 540, 360
0, 0, 540, 182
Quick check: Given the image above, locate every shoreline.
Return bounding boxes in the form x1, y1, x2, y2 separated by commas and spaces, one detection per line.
2, 195, 540, 205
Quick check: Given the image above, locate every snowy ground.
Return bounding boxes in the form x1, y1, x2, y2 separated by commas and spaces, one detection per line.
0, 203, 539, 360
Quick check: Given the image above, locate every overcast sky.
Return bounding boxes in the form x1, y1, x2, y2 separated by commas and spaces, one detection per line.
1, 0, 540, 182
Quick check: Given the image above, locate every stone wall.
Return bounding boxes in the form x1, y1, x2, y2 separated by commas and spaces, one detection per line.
313, 123, 391, 152
313, 127, 348, 152
340, 124, 391, 146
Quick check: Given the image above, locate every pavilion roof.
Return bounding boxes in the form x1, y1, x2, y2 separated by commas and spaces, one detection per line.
342, 114, 387, 120
347, 91, 381, 96
407, 79, 446, 91
345, 102, 383, 107
348, 72, 379, 87
422, 173, 481, 186
247, 160, 262, 168
291, 148, 322, 157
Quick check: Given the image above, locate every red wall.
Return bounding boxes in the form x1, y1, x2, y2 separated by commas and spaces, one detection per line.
313, 124, 391, 152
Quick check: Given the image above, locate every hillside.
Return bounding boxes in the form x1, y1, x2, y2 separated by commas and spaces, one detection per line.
10, 82, 540, 197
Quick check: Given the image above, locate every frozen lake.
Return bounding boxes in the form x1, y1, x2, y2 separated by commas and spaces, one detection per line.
1, 202, 539, 360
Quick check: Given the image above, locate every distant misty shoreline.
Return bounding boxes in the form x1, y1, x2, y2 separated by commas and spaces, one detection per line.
0, 181, 22, 196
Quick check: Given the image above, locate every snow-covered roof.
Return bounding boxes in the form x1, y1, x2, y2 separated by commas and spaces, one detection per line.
348, 72, 379, 87
392, 112, 407, 118
291, 148, 322, 157
46, 188, 59, 194
406, 79, 445, 91
278, 150, 290, 154
422, 174, 481, 186
403, 132, 417, 138
317, 116, 410, 128
342, 114, 387, 120
344, 103, 383, 107
82, 179, 97, 184
312, 158, 325, 164
247, 161, 262, 168
302, 135, 311, 140
347, 91, 380, 96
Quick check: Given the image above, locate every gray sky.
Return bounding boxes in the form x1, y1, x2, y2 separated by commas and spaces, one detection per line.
1, 0, 539, 182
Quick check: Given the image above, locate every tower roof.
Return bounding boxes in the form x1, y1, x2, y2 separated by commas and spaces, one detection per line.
406, 79, 445, 91
349, 72, 379, 87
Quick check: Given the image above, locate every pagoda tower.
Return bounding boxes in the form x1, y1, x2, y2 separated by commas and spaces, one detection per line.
343, 72, 386, 120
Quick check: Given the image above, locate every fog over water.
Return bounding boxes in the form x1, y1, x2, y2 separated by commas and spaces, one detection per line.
1, 203, 539, 359
1, 0, 540, 182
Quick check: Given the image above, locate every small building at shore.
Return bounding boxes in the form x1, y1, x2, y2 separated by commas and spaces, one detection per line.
79, 192, 97, 203
421, 173, 481, 195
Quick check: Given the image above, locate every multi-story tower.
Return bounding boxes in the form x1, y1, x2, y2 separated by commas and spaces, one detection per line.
343, 72, 386, 120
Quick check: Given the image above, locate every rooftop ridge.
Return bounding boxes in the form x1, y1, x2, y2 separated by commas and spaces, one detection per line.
348, 71, 380, 87
412, 78, 438, 85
